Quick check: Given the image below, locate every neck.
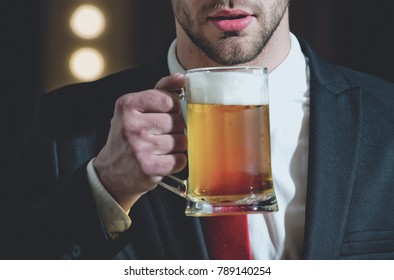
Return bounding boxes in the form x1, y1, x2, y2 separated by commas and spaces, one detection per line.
176, 9, 291, 73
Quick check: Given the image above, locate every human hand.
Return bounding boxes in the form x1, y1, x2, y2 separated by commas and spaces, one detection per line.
94, 73, 187, 211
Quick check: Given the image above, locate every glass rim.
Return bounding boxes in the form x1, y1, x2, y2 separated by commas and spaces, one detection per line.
186, 66, 268, 74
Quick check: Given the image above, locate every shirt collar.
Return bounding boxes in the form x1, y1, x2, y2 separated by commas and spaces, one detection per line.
269, 33, 309, 101
167, 39, 186, 75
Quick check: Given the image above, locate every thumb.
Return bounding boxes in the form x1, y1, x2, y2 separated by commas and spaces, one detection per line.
155, 73, 185, 90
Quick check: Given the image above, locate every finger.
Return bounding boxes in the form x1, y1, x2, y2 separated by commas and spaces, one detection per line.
145, 113, 185, 135
117, 90, 181, 114
155, 73, 185, 91
141, 153, 187, 178
149, 134, 188, 155
124, 112, 185, 136
131, 133, 187, 155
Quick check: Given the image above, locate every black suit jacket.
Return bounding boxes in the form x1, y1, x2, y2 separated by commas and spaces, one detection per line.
3, 38, 394, 260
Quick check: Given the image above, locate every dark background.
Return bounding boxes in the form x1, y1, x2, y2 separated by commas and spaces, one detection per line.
1, 0, 393, 187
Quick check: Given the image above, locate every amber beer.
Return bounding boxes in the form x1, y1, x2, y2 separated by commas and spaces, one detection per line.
184, 67, 278, 215
187, 104, 273, 201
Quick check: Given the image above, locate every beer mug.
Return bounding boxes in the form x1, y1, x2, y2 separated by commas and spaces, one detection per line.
159, 66, 278, 216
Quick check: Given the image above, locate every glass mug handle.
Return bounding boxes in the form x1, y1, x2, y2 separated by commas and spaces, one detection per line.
157, 88, 188, 198
159, 175, 187, 198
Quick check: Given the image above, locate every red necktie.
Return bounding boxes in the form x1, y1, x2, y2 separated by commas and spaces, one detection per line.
201, 215, 252, 260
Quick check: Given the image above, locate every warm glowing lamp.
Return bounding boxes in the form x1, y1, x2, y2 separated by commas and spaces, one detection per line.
69, 48, 105, 81
70, 5, 105, 39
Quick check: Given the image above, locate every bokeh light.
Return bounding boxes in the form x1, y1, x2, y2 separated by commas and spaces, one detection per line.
70, 5, 105, 39
69, 48, 105, 81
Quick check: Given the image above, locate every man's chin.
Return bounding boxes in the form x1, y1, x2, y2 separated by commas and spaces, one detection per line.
190, 33, 260, 65
207, 53, 253, 66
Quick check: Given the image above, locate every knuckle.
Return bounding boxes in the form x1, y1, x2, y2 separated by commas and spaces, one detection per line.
123, 111, 145, 135
116, 95, 133, 110
149, 117, 165, 132
128, 134, 151, 157
116, 92, 148, 111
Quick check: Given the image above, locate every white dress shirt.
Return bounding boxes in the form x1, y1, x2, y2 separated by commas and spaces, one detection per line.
87, 33, 310, 259
252, 34, 310, 259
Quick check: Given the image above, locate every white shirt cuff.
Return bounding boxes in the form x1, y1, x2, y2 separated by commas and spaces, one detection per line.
86, 159, 131, 239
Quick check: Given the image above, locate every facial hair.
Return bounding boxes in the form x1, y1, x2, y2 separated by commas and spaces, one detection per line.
173, 0, 289, 66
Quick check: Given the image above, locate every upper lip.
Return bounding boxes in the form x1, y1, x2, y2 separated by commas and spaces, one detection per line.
208, 9, 253, 20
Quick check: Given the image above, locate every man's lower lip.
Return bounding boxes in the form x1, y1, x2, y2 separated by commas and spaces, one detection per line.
210, 16, 254, 32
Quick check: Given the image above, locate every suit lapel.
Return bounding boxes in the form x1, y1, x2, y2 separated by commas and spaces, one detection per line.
300, 40, 363, 259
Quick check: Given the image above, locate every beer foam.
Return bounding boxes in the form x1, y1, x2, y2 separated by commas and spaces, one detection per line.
186, 71, 268, 105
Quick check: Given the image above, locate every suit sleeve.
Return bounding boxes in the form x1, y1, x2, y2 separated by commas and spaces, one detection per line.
4, 92, 131, 259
